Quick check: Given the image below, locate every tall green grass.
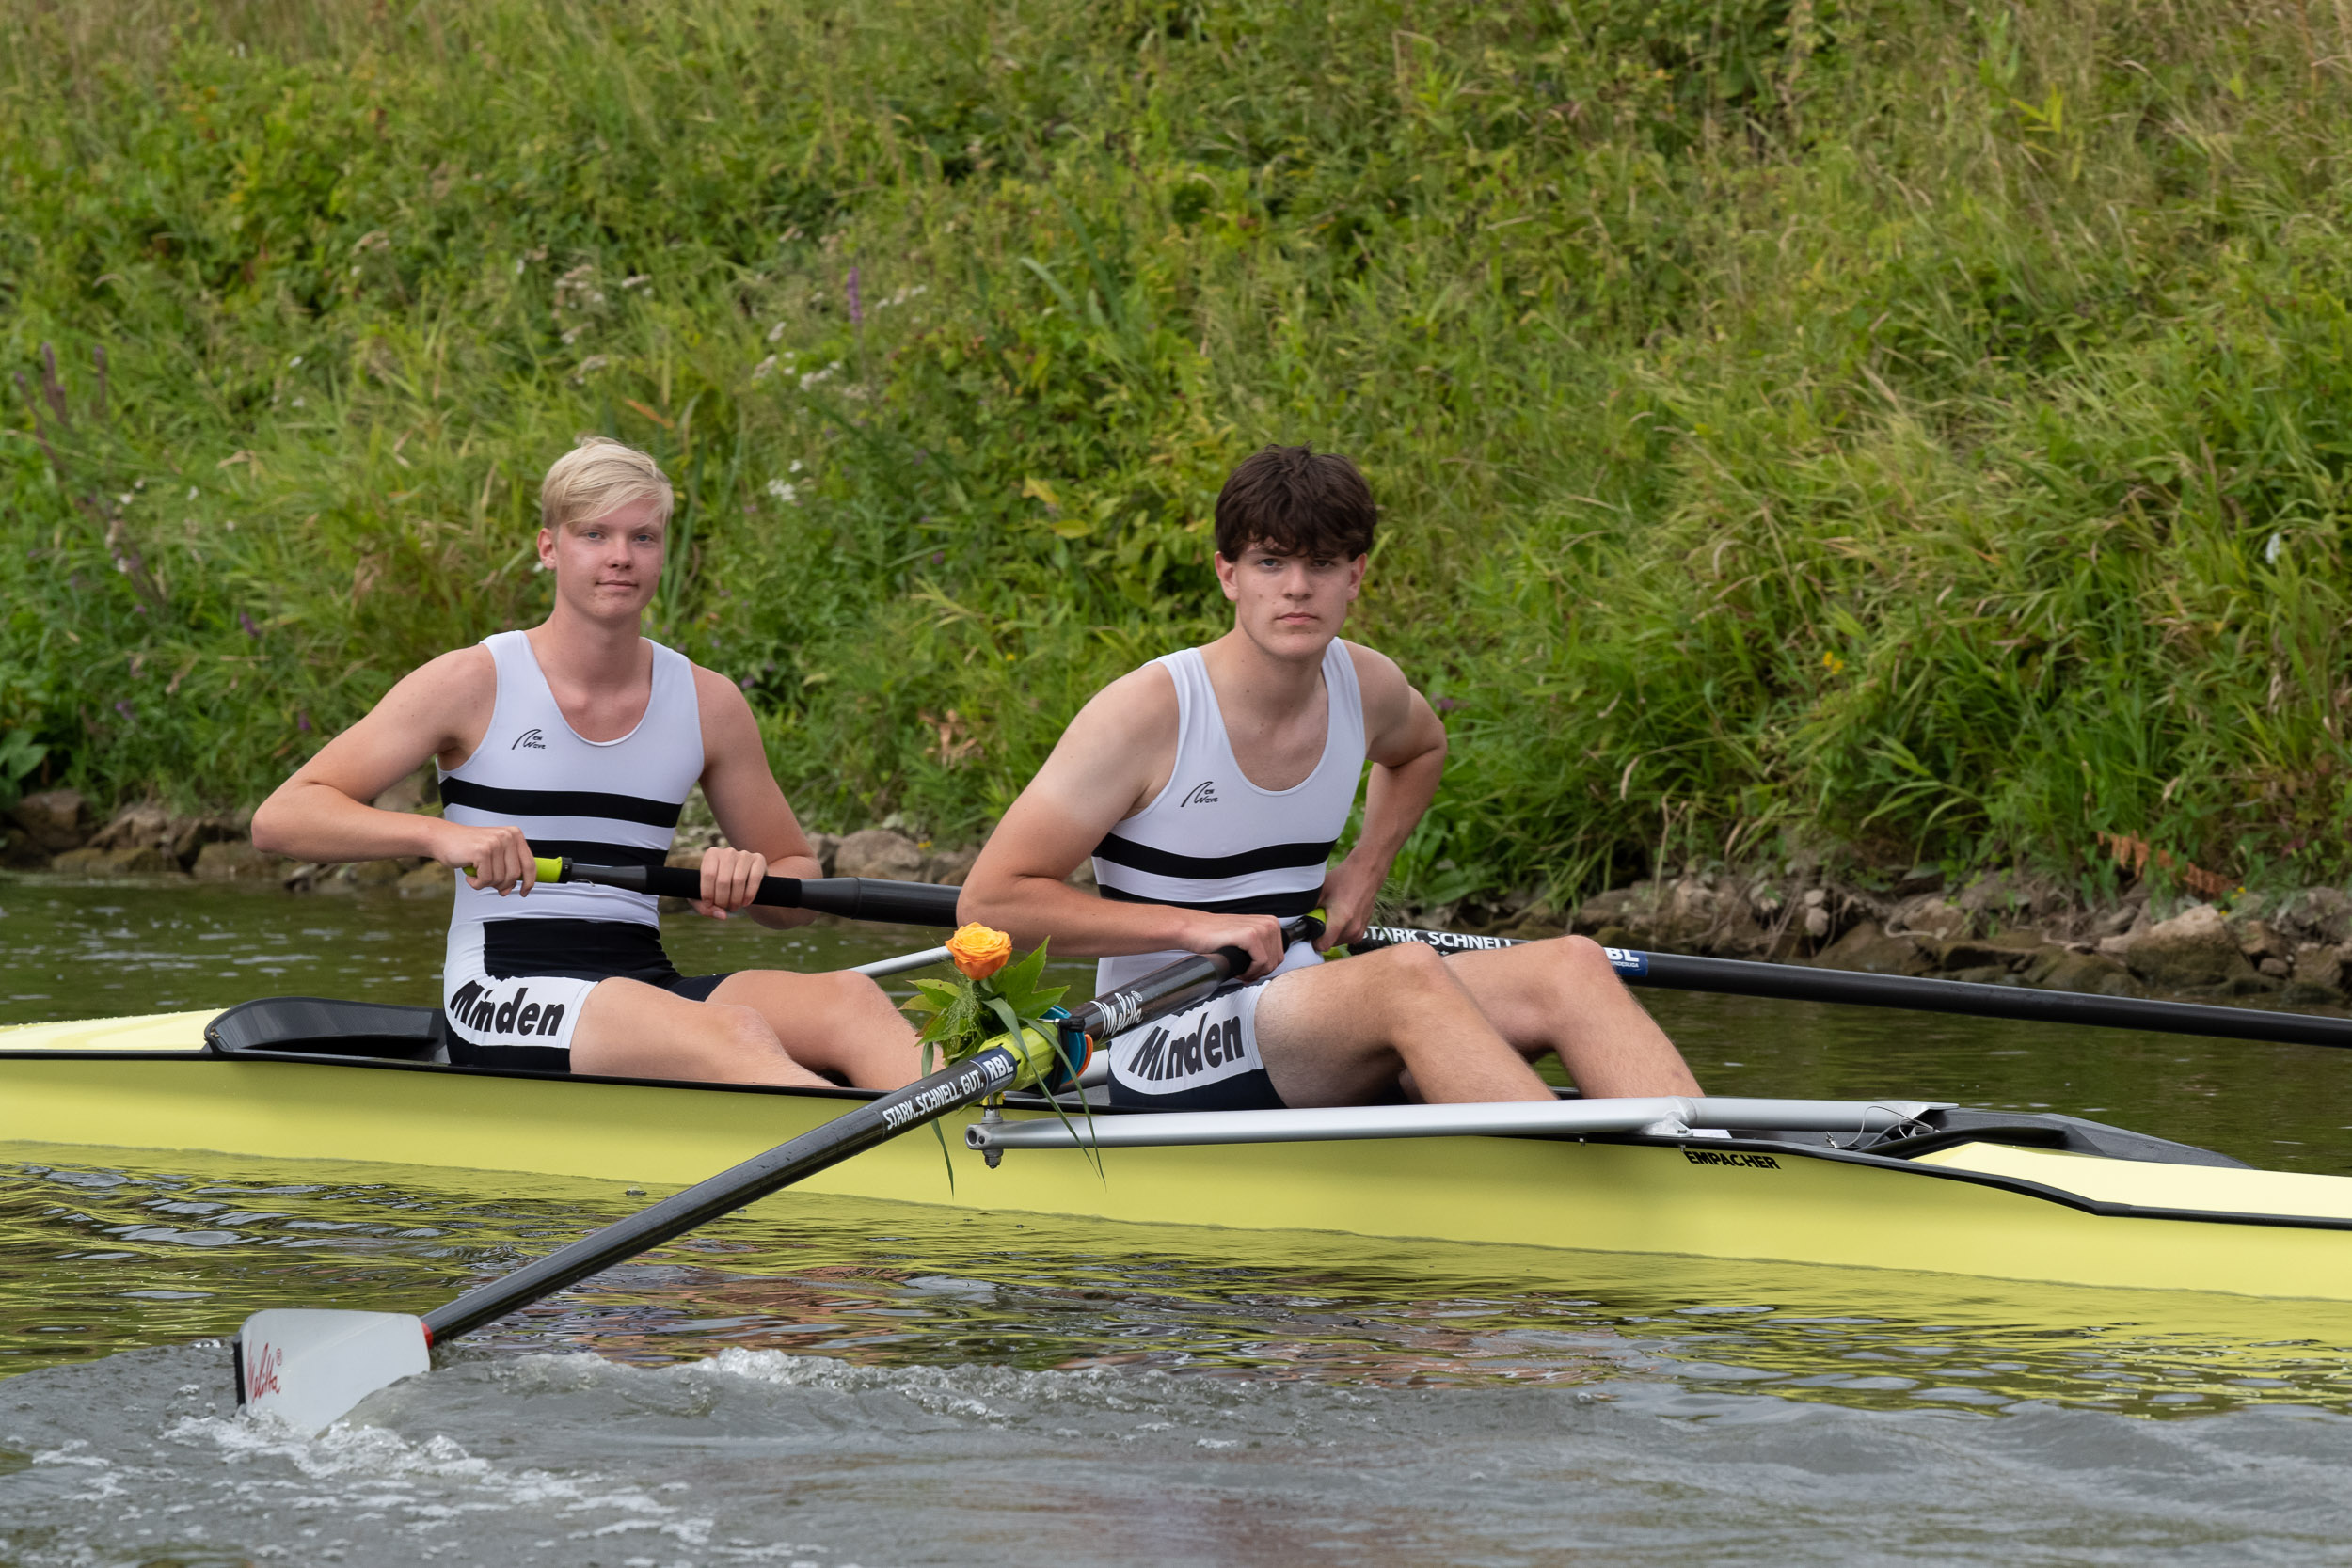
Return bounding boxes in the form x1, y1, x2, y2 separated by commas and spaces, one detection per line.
7, 0, 2352, 904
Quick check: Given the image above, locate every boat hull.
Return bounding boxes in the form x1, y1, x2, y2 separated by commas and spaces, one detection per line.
5, 1049, 2352, 1303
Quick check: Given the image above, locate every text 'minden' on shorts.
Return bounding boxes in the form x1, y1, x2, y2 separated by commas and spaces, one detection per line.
1104, 974, 1290, 1111
442, 916, 726, 1071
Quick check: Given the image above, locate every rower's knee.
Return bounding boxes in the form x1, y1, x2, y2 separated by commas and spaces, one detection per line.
708, 1002, 786, 1063
811, 971, 909, 1039
829, 970, 895, 1014
1556, 933, 1614, 975
1365, 940, 1457, 1000
1546, 934, 1633, 999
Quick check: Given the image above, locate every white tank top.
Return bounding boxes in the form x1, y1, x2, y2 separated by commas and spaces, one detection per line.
437, 630, 705, 936
1091, 641, 1366, 992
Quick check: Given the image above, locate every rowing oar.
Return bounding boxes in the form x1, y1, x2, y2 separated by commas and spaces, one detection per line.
851, 944, 953, 979
230, 915, 1315, 1434
513, 855, 962, 927
1351, 924, 2352, 1051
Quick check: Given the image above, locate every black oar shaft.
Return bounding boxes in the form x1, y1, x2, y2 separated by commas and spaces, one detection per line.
421, 1044, 1021, 1342
556, 861, 962, 928
1061, 952, 1226, 1041
418, 921, 1323, 1344
1642, 948, 2352, 1049
1063, 914, 1325, 1043
1350, 925, 2352, 1051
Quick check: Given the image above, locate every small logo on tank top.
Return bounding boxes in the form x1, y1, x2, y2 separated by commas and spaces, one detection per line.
511, 728, 547, 751
1180, 781, 1218, 807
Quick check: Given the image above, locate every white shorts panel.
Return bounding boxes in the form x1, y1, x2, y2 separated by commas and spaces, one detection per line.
1105, 977, 1287, 1109
442, 968, 597, 1052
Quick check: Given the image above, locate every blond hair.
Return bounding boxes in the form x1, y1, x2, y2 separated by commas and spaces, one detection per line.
538, 436, 673, 532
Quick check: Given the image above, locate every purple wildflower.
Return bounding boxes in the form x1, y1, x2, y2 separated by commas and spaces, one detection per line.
930, 550, 944, 565
239, 610, 262, 640
739, 673, 755, 690
39, 343, 68, 427
297, 710, 311, 733
114, 700, 133, 720
1437, 696, 1461, 713
846, 265, 862, 327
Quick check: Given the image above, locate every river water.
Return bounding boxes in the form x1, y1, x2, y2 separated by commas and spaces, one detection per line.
4, 877, 2352, 1565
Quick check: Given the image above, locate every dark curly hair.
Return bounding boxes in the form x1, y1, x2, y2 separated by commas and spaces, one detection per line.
1212, 445, 1376, 561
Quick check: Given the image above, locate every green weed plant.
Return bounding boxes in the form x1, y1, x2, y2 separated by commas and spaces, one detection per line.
7, 0, 2352, 908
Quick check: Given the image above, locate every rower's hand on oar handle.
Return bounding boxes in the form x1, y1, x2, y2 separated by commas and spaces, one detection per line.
1314, 856, 1384, 948
1183, 911, 1289, 980
694, 846, 769, 920
442, 820, 538, 896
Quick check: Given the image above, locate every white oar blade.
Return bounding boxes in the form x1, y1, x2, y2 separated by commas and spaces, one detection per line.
235, 1309, 430, 1434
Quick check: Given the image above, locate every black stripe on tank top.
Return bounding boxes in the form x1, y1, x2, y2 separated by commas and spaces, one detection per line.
1098, 883, 1322, 918
1092, 832, 1337, 880
523, 838, 668, 868
439, 777, 684, 829
482, 917, 680, 984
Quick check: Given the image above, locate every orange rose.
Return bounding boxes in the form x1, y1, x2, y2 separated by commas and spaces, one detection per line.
946, 922, 1012, 980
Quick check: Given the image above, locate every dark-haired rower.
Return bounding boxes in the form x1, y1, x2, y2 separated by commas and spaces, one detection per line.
959, 446, 1702, 1110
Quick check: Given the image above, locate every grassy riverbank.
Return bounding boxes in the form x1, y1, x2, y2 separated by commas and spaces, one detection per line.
6, 0, 2351, 907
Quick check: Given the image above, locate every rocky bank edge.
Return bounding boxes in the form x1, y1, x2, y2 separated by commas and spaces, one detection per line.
8, 786, 2350, 1009
0, 784, 1002, 901
1490, 865, 2352, 1010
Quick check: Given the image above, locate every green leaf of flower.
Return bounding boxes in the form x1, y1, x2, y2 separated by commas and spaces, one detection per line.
993, 942, 1050, 1003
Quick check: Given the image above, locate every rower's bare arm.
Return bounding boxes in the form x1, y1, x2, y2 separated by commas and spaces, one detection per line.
1319, 644, 1448, 945
961, 670, 1290, 976
691, 668, 822, 927
252, 649, 534, 890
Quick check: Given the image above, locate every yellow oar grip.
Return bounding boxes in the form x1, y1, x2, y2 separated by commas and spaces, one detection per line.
456, 857, 566, 882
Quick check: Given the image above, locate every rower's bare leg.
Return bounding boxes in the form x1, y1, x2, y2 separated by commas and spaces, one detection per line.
706, 969, 920, 1089
568, 976, 832, 1088
1442, 935, 1702, 1099
1253, 942, 1553, 1106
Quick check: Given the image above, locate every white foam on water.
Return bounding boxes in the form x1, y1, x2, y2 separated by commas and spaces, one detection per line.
29, 1438, 109, 1467
23, 1435, 131, 1504
9, 1334, 2352, 1566
675, 1342, 1347, 1441
164, 1404, 719, 1549
686, 1343, 1263, 1412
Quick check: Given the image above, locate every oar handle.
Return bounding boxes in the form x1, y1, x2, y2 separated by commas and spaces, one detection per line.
1348, 925, 2352, 1052
1062, 911, 1327, 1044
534, 856, 962, 928
421, 1040, 1034, 1343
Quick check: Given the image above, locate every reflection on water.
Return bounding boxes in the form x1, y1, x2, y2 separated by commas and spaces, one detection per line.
0, 873, 967, 1019
9, 879, 2352, 1560
8, 1148, 2352, 1422
5, 1155, 2352, 1566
